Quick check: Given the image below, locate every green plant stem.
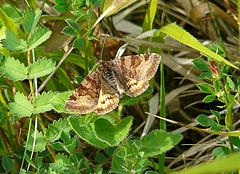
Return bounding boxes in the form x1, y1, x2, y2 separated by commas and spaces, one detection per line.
159, 59, 166, 174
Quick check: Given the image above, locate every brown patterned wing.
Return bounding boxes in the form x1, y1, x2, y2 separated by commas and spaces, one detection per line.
114, 71, 149, 97
65, 70, 101, 114
95, 78, 120, 114
111, 53, 161, 81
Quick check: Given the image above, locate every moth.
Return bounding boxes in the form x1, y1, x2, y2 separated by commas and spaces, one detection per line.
65, 53, 161, 115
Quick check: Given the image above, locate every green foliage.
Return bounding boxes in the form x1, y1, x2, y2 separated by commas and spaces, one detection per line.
0, 56, 28, 81
2, 154, 14, 172
28, 58, 56, 79
45, 118, 71, 142
1, 30, 27, 51
197, 83, 214, 94
1, 1, 240, 174
25, 129, 47, 152
27, 27, 52, 50
22, 9, 42, 34
32, 91, 55, 114
95, 117, 133, 146
9, 92, 34, 117
196, 114, 217, 127
49, 153, 75, 173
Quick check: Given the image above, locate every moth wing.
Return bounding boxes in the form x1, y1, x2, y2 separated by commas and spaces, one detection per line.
95, 78, 120, 114
65, 70, 101, 114
114, 71, 149, 97
111, 53, 161, 82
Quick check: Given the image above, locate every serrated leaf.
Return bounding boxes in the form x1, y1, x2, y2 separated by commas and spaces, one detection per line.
2, 30, 27, 51
25, 129, 47, 152
196, 114, 217, 127
28, 58, 56, 79
27, 27, 52, 50
0, 56, 28, 81
197, 83, 214, 94
23, 9, 42, 34
50, 153, 75, 174
203, 94, 216, 103
45, 118, 71, 142
95, 117, 133, 146
140, 130, 183, 156
9, 92, 34, 117
32, 91, 55, 114
192, 58, 210, 71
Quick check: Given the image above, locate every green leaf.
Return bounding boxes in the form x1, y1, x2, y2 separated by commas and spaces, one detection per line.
2, 30, 27, 51
62, 26, 77, 36
92, 0, 103, 7
55, 0, 67, 3
25, 129, 47, 152
45, 118, 71, 142
27, 27, 52, 50
119, 86, 153, 105
0, 8, 25, 39
171, 151, 240, 174
65, 18, 80, 34
37, 157, 43, 168
160, 24, 237, 69
9, 92, 34, 117
2, 154, 14, 172
197, 83, 214, 94
23, 9, 42, 34
68, 115, 109, 148
53, 4, 68, 13
50, 91, 75, 113
101, 0, 138, 17
50, 142, 64, 151
49, 153, 75, 174
24, 154, 37, 169
27, 57, 56, 79
192, 58, 210, 71
32, 91, 55, 114
211, 110, 221, 123
95, 117, 133, 146
213, 80, 220, 92
0, 56, 28, 81
73, 36, 84, 48
210, 125, 222, 131
142, 0, 157, 32
95, 152, 106, 163
140, 130, 182, 156
199, 71, 212, 79
227, 76, 236, 90
196, 114, 217, 127
203, 94, 216, 103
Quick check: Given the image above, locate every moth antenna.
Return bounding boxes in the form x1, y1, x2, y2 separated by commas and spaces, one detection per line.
100, 33, 108, 60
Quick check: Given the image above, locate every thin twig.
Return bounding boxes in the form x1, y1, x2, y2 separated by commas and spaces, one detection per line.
37, 46, 74, 93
